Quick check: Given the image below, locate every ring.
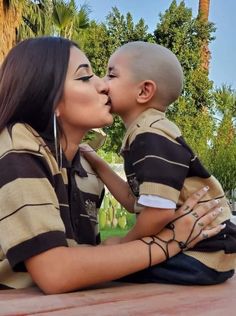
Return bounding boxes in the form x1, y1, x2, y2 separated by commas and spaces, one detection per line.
198, 222, 204, 227
184, 205, 190, 212
192, 212, 199, 219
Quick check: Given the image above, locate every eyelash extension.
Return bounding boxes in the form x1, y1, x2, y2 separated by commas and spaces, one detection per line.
75, 74, 94, 81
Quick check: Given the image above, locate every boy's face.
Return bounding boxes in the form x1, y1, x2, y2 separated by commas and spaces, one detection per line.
105, 51, 140, 121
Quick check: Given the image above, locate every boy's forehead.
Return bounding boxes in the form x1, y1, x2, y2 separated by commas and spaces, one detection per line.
108, 51, 130, 68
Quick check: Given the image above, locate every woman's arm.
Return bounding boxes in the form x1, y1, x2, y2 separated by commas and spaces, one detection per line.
25, 187, 223, 294
80, 144, 135, 212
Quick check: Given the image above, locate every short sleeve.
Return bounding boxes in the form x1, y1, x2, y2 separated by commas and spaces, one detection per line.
129, 132, 191, 203
0, 150, 67, 271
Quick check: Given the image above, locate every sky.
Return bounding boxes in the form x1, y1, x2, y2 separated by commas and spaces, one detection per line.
77, 0, 236, 90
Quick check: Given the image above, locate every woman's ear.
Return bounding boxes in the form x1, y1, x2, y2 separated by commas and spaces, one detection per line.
136, 80, 157, 104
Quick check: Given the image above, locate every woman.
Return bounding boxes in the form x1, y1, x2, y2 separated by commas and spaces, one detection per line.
0, 37, 223, 294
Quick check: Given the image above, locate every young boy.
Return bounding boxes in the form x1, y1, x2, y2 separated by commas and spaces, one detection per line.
82, 41, 236, 284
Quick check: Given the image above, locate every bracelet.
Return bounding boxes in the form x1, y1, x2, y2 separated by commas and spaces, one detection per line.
140, 219, 203, 268
139, 236, 170, 268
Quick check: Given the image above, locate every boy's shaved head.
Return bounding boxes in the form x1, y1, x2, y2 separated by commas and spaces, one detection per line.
113, 41, 183, 108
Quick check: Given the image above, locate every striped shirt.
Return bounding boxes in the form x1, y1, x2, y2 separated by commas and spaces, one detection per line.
121, 108, 236, 272
0, 123, 104, 289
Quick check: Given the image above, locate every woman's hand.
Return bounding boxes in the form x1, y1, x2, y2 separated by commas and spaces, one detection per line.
169, 186, 224, 249
140, 187, 225, 267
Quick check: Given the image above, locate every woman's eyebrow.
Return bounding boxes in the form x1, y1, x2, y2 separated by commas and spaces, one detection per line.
74, 63, 89, 74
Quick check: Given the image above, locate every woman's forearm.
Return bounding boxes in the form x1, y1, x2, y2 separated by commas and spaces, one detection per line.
25, 238, 168, 294
25, 187, 223, 294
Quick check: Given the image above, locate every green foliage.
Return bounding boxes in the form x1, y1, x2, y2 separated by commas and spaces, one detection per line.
100, 227, 130, 241
207, 86, 236, 194
106, 7, 151, 52
52, 0, 74, 35
167, 97, 214, 165
17, 0, 53, 39
99, 193, 136, 231
16, 1, 91, 41
154, 0, 215, 111
103, 115, 126, 154
97, 149, 123, 164
81, 21, 109, 77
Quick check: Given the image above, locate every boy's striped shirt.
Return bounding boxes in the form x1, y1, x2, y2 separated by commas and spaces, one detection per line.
121, 108, 236, 272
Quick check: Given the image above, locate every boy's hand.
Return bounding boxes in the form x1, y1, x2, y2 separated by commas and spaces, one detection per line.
79, 144, 103, 172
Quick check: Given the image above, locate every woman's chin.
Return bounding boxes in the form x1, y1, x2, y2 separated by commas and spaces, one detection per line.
102, 117, 113, 127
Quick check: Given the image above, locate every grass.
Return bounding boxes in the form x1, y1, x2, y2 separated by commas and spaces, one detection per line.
100, 227, 130, 241
100, 212, 136, 241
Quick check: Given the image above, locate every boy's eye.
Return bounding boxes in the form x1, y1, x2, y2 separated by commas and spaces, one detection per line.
107, 74, 116, 79
75, 74, 94, 82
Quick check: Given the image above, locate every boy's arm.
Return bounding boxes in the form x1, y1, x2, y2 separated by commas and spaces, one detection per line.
80, 144, 135, 212
120, 207, 175, 243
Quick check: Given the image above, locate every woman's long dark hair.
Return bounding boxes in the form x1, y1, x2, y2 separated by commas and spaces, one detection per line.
0, 36, 78, 135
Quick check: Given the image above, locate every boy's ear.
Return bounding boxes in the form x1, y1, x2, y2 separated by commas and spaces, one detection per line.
136, 80, 156, 104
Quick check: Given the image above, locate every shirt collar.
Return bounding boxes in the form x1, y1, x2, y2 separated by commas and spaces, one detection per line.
39, 132, 88, 177
121, 108, 165, 152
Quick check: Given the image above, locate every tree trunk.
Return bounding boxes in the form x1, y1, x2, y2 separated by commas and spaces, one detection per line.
0, 1, 23, 63
231, 189, 236, 215
198, 0, 210, 21
198, 0, 211, 72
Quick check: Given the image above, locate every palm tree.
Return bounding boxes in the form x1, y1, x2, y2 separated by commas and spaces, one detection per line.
17, 0, 53, 40
0, 0, 25, 62
198, 0, 210, 20
0, 0, 90, 61
210, 86, 236, 203
52, 0, 74, 37
52, 0, 90, 39
198, 0, 211, 72
71, 3, 90, 41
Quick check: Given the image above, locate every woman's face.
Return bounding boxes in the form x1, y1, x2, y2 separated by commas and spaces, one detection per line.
57, 47, 113, 136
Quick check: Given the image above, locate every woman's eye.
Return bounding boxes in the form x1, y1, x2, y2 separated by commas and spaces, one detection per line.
75, 74, 94, 82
